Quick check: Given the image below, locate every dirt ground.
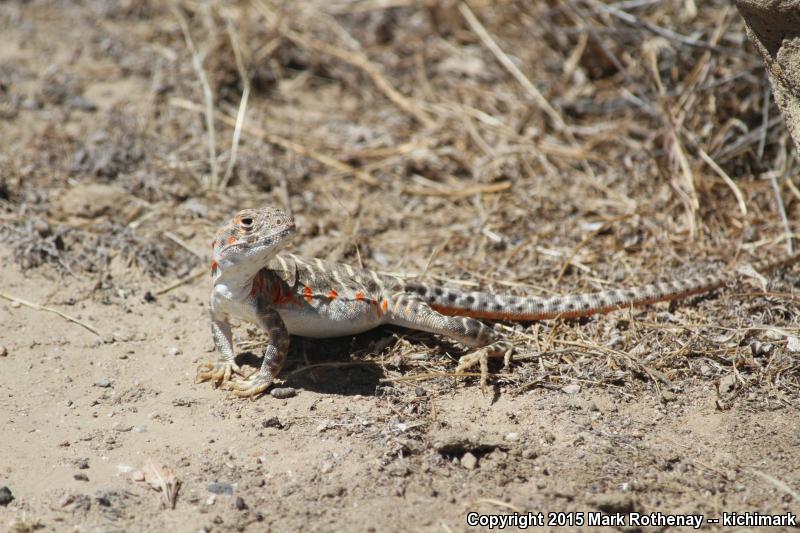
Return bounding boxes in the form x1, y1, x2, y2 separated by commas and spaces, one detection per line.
1, 1, 799, 532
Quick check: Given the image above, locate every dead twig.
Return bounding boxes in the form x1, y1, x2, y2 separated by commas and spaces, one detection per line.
459, 2, 564, 130
170, 97, 382, 186
220, 16, 251, 189
172, 4, 219, 189
0, 292, 101, 337
154, 266, 207, 296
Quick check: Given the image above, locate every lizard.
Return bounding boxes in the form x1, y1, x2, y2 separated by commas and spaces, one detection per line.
197, 206, 800, 398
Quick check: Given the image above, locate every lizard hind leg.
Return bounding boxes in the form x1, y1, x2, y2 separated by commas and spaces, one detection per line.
386, 294, 513, 390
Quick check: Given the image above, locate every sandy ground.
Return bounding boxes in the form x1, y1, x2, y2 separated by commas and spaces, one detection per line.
1, 1, 799, 532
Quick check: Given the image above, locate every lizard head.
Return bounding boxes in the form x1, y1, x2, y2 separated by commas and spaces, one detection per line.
211, 206, 295, 281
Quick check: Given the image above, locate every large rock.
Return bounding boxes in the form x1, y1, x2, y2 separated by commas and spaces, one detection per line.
736, 0, 800, 151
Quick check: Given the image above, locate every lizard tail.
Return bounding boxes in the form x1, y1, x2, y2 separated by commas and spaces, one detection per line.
407, 253, 800, 321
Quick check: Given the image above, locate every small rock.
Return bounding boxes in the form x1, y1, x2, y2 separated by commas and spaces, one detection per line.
95, 378, 111, 388
207, 482, 233, 495
787, 336, 800, 354
261, 416, 283, 429
168, 347, 182, 356
0, 486, 13, 506
719, 374, 737, 395
95, 492, 111, 506
234, 496, 246, 510
116, 464, 134, 474
21, 97, 41, 110
504, 432, 520, 442
0, 346, 7, 357
132, 426, 146, 433
562, 383, 581, 395
73, 473, 89, 481
461, 452, 478, 470
131, 470, 145, 482
270, 387, 297, 399
68, 95, 97, 111
65, 400, 73, 407
10, 301, 20, 309
75, 458, 89, 469
414, 387, 427, 397
750, 340, 774, 357
661, 390, 677, 402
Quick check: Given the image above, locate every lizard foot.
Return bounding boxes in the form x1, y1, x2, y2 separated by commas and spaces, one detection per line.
456, 341, 513, 392
223, 372, 273, 399
196, 360, 245, 387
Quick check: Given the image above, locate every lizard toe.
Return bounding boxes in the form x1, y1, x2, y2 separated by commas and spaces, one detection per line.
196, 361, 243, 386
223, 372, 273, 399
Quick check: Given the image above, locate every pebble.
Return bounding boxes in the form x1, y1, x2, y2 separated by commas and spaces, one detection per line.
787, 336, 800, 354
719, 374, 737, 395
235, 496, 246, 510
68, 95, 97, 111
661, 390, 677, 402
207, 482, 233, 495
261, 416, 282, 429
562, 383, 581, 395
504, 432, 520, 442
270, 387, 297, 399
0, 346, 7, 357
95, 378, 111, 388
461, 452, 478, 470
169, 347, 182, 356
0, 486, 13, 506
73, 473, 89, 481
133, 426, 146, 433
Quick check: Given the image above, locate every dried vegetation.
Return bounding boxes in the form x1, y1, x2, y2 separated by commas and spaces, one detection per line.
1, 0, 798, 403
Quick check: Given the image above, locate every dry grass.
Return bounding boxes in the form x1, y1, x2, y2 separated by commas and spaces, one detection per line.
1, 0, 798, 403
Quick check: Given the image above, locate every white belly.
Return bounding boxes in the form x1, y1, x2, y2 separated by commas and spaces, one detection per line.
277, 307, 383, 337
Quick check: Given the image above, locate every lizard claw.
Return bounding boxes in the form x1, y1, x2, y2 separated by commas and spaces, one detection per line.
196, 360, 245, 386
222, 372, 273, 399
456, 341, 514, 392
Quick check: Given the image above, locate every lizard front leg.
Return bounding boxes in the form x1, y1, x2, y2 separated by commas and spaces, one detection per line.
197, 313, 246, 386
386, 294, 512, 389
224, 307, 290, 399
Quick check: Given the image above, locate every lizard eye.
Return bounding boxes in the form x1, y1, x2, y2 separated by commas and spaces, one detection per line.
240, 217, 254, 228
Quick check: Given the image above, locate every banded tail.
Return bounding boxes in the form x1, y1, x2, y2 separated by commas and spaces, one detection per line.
407, 254, 800, 321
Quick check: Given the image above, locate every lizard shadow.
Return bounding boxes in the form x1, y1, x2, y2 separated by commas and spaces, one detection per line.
236, 332, 389, 396
236, 326, 507, 397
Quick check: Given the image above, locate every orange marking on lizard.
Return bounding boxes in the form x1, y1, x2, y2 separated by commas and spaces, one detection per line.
355, 292, 366, 301
381, 300, 389, 313
227, 236, 237, 245
269, 280, 302, 307
302, 285, 314, 303
210, 260, 218, 274
327, 289, 338, 299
